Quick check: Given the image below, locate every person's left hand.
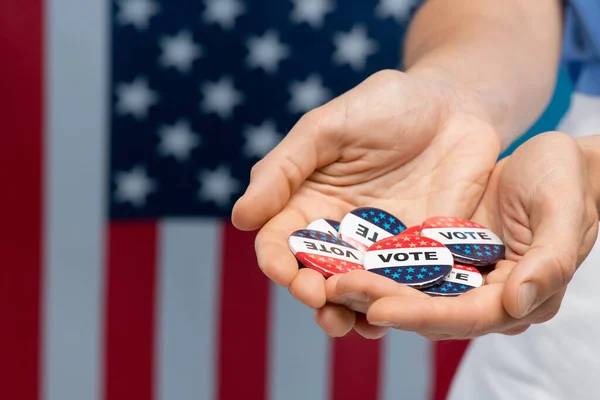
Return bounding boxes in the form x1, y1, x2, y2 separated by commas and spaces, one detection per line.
320, 131, 599, 340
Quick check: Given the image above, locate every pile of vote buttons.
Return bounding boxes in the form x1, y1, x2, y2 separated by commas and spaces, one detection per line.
288, 207, 505, 296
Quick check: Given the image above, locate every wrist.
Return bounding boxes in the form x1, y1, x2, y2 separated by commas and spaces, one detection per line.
405, 65, 516, 150
577, 135, 600, 215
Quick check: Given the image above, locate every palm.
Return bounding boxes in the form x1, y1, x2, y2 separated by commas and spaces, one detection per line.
232, 69, 501, 306
324, 133, 599, 341
287, 123, 497, 227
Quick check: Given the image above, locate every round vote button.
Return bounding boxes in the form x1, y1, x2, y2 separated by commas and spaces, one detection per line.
399, 225, 422, 236
420, 216, 505, 266
422, 264, 483, 296
338, 207, 407, 252
288, 229, 364, 278
363, 234, 453, 288
306, 219, 340, 237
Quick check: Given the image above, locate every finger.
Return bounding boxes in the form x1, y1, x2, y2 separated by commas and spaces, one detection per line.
289, 268, 327, 309
354, 313, 390, 339
326, 273, 371, 314
484, 260, 516, 284
253, 208, 308, 287
231, 104, 344, 231
331, 270, 428, 303
314, 304, 356, 338
502, 216, 583, 319
500, 324, 531, 336
324, 273, 345, 299
526, 290, 565, 325
366, 283, 515, 337
501, 132, 595, 318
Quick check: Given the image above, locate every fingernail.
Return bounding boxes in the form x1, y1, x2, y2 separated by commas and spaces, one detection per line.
369, 321, 397, 327
343, 292, 369, 303
518, 282, 538, 317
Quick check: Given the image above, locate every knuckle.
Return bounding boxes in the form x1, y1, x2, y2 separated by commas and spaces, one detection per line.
249, 160, 264, 179
370, 70, 407, 97
303, 103, 345, 141
531, 292, 564, 324
502, 325, 530, 336
532, 306, 561, 324
299, 107, 331, 133
421, 333, 453, 342
553, 251, 577, 288
371, 69, 402, 83
542, 247, 578, 290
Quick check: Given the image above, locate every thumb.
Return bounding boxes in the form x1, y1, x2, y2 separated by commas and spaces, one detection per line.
231, 103, 344, 230
502, 205, 586, 319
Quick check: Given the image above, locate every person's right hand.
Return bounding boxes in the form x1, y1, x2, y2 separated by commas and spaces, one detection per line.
231, 68, 504, 338
321, 132, 599, 340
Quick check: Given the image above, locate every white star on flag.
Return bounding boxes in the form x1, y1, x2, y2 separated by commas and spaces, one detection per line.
243, 120, 283, 158
202, 0, 246, 30
246, 30, 291, 74
158, 120, 201, 162
159, 30, 203, 73
115, 76, 159, 119
290, 0, 336, 28
333, 25, 379, 70
116, 0, 160, 30
114, 165, 157, 207
198, 166, 241, 207
375, 0, 416, 22
200, 76, 244, 120
288, 74, 331, 114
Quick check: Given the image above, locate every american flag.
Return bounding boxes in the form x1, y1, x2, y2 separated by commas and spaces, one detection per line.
0, 0, 469, 399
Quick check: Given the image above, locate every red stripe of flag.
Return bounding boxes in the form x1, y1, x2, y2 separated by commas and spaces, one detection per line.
218, 224, 271, 400
0, 1, 44, 399
331, 332, 382, 400
431, 340, 470, 400
104, 221, 159, 400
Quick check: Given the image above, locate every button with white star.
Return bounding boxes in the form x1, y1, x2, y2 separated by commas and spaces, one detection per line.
306, 219, 341, 237
399, 225, 421, 236
289, 230, 364, 278
363, 234, 453, 288
338, 207, 406, 251
422, 264, 483, 296
420, 216, 505, 266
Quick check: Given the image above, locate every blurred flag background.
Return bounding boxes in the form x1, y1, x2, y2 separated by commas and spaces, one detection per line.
0, 0, 571, 399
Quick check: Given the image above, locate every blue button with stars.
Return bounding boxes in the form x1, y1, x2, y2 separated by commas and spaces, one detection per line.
306, 218, 341, 237
422, 264, 483, 296
362, 234, 453, 288
288, 229, 364, 278
338, 207, 407, 251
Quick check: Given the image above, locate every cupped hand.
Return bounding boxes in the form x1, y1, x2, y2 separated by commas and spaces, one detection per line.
231, 68, 501, 331
324, 131, 599, 340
